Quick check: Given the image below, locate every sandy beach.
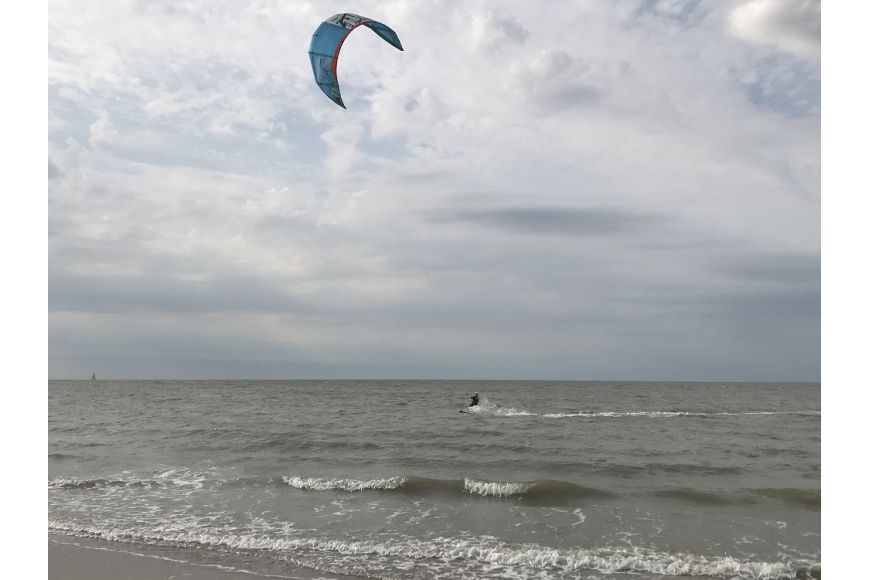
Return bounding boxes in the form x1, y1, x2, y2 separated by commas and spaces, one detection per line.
48, 535, 359, 580
49, 537, 269, 580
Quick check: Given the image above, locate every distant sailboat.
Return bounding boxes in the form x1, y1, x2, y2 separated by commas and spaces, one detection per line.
91, 372, 96, 381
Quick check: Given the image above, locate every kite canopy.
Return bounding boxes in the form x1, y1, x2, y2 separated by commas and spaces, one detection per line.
308, 13, 403, 108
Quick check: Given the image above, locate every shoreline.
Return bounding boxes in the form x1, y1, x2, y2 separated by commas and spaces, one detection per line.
48, 535, 364, 580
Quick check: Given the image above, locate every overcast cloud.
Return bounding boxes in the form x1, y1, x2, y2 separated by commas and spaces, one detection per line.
48, 0, 820, 380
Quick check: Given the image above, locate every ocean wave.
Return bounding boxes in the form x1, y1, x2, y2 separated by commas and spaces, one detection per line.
50, 472, 819, 511
48, 453, 78, 460
49, 469, 208, 492
654, 488, 820, 510
48, 519, 820, 580
278, 474, 819, 511
462, 478, 612, 503
654, 488, 744, 506
281, 474, 612, 505
599, 463, 746, 478
463, 477, 531, 496
236, 437, 386, 454
49, 478, 131, 489
750, 488, 821, 510
282, 475, 405, 492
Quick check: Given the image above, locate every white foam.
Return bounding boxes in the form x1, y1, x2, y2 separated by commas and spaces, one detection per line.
745, 411, 821, 416
282, 476, 405, 492
156, 468, 205, 490
48, 477, 127, 490
49, 478, 85, 488
463, 478, 531, 497
48, 519, 815, 580
467, 399, 818, 419
541, 410, 818, 418
49, 467, 212, 492
492, 408, 535, 416
466, 397, 535, 416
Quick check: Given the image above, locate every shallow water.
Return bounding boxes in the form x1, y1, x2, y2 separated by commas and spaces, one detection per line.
48, 380, 820, 579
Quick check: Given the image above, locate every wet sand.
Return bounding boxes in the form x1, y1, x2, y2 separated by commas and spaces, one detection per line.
48, 536, 359, 580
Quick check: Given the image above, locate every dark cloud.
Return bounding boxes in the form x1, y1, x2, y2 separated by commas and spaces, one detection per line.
515, 50, 603, 114
635, 0, 707, 25
631, 285, 819, 322
729, 0, 820, 58
761, 0, 821, 47
536, 83, 601, 113
424, 206, 667, 237
715, 252, 819, 286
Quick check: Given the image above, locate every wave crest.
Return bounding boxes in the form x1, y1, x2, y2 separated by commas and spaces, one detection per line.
49, 478, 129, 489
282, 474, 611, 505
463, 478, 531, 496
49, 469, 207, 492
282, 475, 405, 492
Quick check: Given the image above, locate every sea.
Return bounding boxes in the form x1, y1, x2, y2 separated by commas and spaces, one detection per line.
48, 380, 821, 579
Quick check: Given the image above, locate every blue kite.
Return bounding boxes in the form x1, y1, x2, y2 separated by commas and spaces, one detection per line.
308, 13, 404, 109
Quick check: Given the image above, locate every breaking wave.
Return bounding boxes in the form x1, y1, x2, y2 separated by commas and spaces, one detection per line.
49, 478, 131, 489
48, 519, 820, 580
49, 469, 207, 492
281, 475, 405, 492
282, 475, 612, 505
52, 472, 817, 511
50, 471, 818, 512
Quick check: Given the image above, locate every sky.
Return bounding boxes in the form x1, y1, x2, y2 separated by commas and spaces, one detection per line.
47, 0, 821, 381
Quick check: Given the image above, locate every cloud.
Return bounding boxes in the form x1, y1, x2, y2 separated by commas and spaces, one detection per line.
88, 115, 119, 146
88, 114, 165, 150
425, 206, 667, 238
729, 0, 821, 58
47, 0, 820, 380
48, 158, 63, 179
470, 11, 529, 49
715, 252, 820, 286
508, 50, 602, 115
49, 271, 315, 315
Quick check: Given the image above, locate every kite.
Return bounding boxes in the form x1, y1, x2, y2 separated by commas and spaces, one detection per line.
308, 13, 403, 108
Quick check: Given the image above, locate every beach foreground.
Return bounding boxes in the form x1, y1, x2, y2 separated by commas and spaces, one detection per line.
50, 537, 261, 580
49, 536, 363, 580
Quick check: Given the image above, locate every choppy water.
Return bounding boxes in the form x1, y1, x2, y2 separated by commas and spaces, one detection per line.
48, 380, 820, 579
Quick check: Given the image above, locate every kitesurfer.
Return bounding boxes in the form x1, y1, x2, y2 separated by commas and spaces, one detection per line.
469, 392, 480, 407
